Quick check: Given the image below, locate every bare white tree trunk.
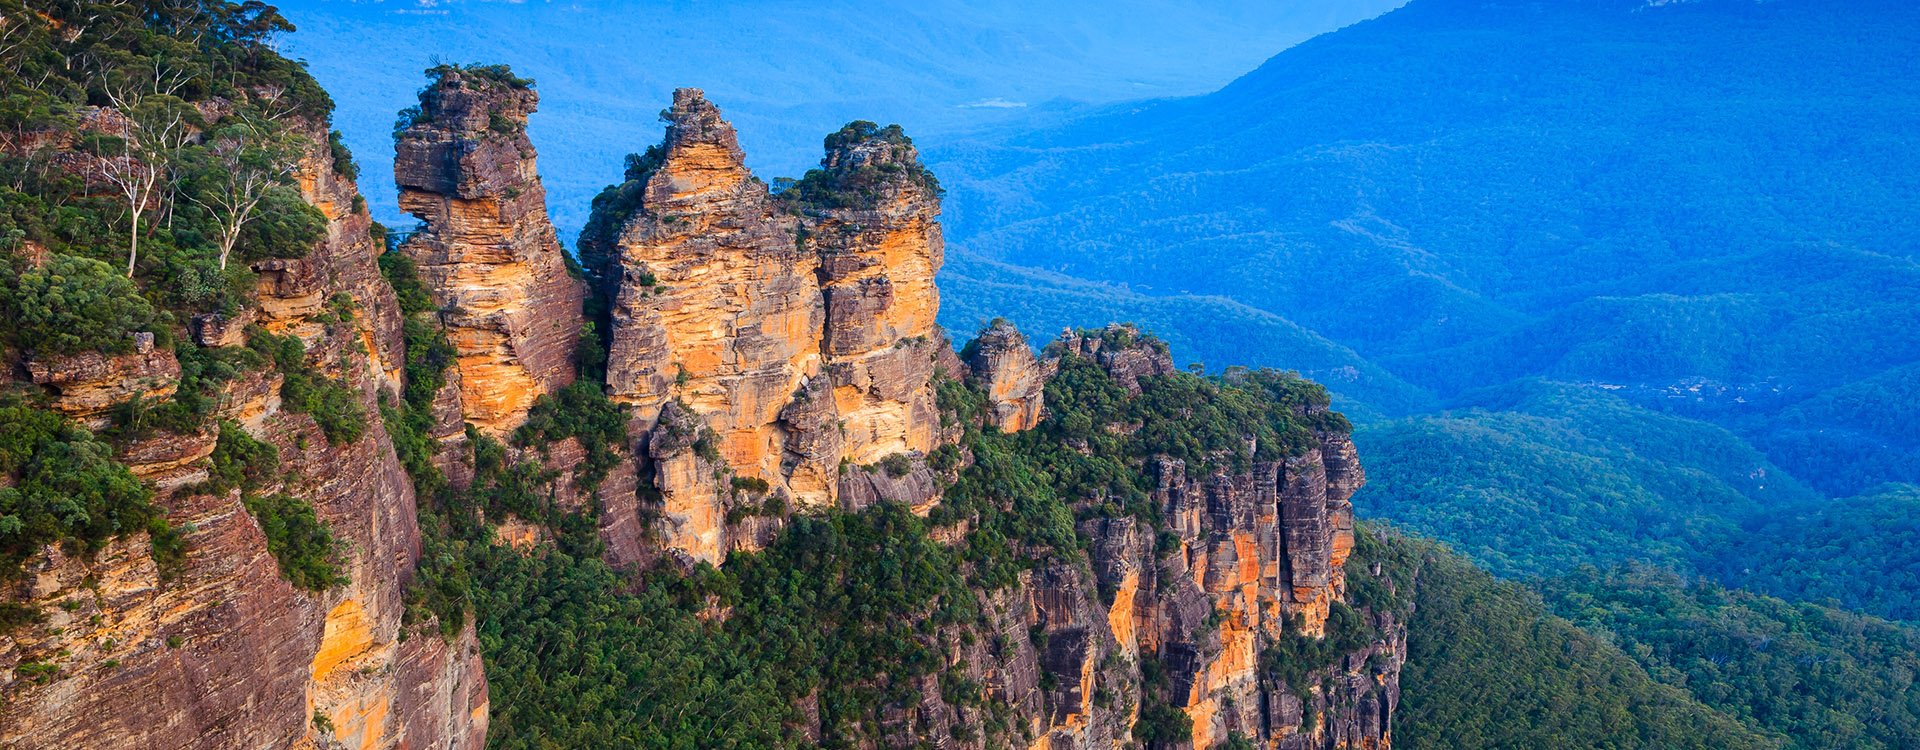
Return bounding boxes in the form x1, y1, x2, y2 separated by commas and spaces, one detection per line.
97, 85, 189, 277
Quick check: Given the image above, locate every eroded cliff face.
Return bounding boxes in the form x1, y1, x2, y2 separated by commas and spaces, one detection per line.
395, 68, 583, 437
920, 325, 1401, 750
567, 96, 1397, 747
591, 91, 952, 564
602, 89, 821, 508
5, 69, 1396, 750
803, 121, 948, 467
1, 119, 486, 750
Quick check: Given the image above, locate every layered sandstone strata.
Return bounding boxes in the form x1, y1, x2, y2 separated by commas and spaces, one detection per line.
964, 319, 1054, 433
906, 325, 1398, 750
602, 89, 820, 491
25, 335, 179, 429
802, 121, 948, 466
0, 117, 487, 750
591, 91, 952, 563
395, 66, 583, 436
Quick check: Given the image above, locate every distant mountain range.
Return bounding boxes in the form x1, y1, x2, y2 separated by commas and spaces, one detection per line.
929, 0, 1920, 497
933, 4, 1920, 741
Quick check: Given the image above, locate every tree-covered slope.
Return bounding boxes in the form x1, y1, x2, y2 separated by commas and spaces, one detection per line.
1542, 566, 1920, 750
1353, 381, 1920, 604
1717, 484, 1920, 623
1360, 528, 1776, 750
1353, 381, 1813, 578
0, 0, 340, 586
1353, 386, 1920, 746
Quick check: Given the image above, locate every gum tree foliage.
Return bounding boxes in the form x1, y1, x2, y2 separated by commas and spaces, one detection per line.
0, 400, 179, 581
2, 0, 330, 345
1, 252, 159, 356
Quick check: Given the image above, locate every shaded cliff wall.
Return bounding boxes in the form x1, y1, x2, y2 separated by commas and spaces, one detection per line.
0, 115, 486, 750
920, 326, 1401, 750
564, 90, 1402, 746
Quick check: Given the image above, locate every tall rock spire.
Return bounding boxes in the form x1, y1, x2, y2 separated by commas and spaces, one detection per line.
590, 93, 957, 563
799, 121, 948, 467
394, 65, 583, 436
603, 88, 824, 490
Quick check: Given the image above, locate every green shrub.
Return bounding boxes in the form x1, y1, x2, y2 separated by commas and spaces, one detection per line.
231, 187, 325, 264
250, 330, 366, 445
516, 380, 626, 492
0, 601, 44, 633
243, 492, 347, 592
879, 452, 913, 478
2, 253, 158, 356
206, 421, 280, 494
328, 130, 358, 179
0, 402, 169, 579
1133, 701, 1193, 744
382, 244, 451, 338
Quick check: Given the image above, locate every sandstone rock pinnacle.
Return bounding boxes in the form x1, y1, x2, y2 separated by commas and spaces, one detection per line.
395, 65, 584, 436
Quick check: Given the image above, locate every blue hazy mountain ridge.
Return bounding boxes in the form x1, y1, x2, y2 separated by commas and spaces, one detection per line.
274, 0, 1403, 235
928, 0, 1920, 499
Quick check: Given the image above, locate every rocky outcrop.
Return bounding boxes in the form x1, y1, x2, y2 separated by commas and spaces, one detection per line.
803, 121, 948, 467
2, 65, 1393, 750
1077, 331, 1385, 750
591, 91, 952, 562
600, 90, 822, 521
1, 116, 486, 750
25, 335, 178, 429
876, 329, 1399, 750
395, 66, 583, 436
1054, 325, 1178, 395
964, 320, 1054, 433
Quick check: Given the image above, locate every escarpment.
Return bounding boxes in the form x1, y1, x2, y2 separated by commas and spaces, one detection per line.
395, 66, 584, 437
6, 27, 1399, 747
433, 82, 1402, 747
1, 98, 485, 749
880, 325, 1400, 750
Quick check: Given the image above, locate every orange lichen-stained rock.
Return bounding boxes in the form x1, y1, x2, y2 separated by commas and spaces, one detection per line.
964, 319, 1054, 433
601, 89, 821, 494
644, 401, 733, 566
796, 121, 947, 466
973, 328, 1402, 750
395, 65, 583, 437
587, 91, 955, 560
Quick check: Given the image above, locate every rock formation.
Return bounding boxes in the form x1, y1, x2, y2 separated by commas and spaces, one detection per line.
964, 319, 1054, 433
934, 325, 1398, 750
600, 89, 821, 494
801, 120, 948, 467
0, 112, 486, 750
25, 335, 179, 430
589, 91, 952, 563
395, 66, 583, 437
4, 62, 1395, 750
